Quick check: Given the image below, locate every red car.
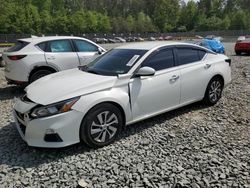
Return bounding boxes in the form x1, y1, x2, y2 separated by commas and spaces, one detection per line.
235, 36, 250, 55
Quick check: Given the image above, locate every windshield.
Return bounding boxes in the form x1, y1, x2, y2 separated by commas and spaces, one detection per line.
82, 49, 147, 76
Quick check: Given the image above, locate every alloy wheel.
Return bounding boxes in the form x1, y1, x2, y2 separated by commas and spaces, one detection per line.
90, 111, 118, 143
208, 80, 222, 103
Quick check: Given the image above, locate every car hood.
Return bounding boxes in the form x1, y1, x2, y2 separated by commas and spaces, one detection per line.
25, 69, 117, 105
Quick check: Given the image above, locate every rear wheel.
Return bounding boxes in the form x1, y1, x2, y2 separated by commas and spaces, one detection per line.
235, 51, 241, 55
203, 77, 224, 106
29, 69, 53, 83
0, 57, 3, 67
80, 103, 123, 148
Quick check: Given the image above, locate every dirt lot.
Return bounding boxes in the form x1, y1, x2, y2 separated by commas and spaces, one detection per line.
0, 43, 249, 187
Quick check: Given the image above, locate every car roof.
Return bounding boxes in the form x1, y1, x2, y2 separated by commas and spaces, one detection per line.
115, 41, 201, 50
18, 36, 91, 43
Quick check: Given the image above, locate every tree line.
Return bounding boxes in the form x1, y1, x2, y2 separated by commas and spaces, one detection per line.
0, 0, 249, 34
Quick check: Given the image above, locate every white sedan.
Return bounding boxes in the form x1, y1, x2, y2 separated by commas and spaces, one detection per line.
13, 42, 231, 148
3, 36, 106, 85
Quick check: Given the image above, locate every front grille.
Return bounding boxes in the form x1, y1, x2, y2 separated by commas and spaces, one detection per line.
44, 133, 63, 142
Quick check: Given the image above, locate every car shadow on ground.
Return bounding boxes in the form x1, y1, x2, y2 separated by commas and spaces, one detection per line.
0, 101, 208, 169
231, 53, 250, 57
0, 85, 25, 100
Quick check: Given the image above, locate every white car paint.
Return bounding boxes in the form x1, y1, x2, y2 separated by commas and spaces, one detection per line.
13, 42, 231, 148
3, 36, 106, 84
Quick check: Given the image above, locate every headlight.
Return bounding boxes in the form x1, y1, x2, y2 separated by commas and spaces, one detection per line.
30, 97, 80, 118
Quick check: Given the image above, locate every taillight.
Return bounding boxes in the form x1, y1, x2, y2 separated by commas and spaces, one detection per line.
7, 55, 27, 61
225, 59, 231, 66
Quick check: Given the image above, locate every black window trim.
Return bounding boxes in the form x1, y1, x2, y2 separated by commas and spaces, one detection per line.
72, 39, 98, 53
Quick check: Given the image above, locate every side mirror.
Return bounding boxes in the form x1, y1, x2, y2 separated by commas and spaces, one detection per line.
136, 67, 155, 77
98, 48, 104, 55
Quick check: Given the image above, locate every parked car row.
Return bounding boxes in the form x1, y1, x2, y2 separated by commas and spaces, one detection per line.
192, 34, 250, 56
93, 36, 145, 43
2, 34, 247, 88
92, 36, 177, 44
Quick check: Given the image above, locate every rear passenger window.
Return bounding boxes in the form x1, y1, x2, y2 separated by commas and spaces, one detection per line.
142, 49, 175, 71
177, 48, 201, 65
48, 40, 73, 52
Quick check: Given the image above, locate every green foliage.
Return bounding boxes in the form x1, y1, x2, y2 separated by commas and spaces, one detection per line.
0, 0, 249, 34
229, 10, 250, 30
179, 1, 198, 31
153, 0, 180, 32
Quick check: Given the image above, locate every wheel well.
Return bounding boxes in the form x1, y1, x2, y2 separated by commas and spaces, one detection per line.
29, 66, 57, 82
107, 102, 126, 126
211, 74, 224, 87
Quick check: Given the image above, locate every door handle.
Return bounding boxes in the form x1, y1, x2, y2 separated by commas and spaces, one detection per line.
204, 64, 211, 69
170, 75, 179, 82
47, 56, 55, 60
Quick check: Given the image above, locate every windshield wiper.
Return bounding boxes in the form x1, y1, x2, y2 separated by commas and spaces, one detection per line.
78, 66, 99, 75
86, 69, 100, 75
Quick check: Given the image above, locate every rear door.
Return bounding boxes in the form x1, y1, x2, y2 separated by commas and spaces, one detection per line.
45, 39, 80, 70
175, 46, 209, 104
73, 39, 102, 66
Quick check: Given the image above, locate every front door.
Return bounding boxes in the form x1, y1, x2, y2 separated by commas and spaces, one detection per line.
73, 39, 102, 66
129, 48, 181, 120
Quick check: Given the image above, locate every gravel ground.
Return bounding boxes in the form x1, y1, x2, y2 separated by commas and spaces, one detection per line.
0, 43, 249, 188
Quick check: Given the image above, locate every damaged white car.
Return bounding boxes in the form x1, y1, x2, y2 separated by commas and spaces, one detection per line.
13, 42, 231, 148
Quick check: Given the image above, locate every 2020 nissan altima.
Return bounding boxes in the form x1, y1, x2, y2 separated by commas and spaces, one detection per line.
13, 42, 231, 148
3, 36, 106, 85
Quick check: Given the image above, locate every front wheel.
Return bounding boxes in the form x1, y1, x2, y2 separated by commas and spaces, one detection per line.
80, 103, 123, 148
235, 51, 241, 55
203, 77, 224, 106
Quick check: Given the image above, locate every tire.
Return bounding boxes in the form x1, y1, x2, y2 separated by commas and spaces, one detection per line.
80, 103, 123, 148
29, 69, 53, 83
203, 77, 224, 106
0, 58, 4, 67
235, 51, 241, 55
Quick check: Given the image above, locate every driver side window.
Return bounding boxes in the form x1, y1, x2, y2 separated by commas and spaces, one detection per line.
142, 49, 175, 71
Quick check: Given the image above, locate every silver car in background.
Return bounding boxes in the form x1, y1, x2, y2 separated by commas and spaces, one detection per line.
3, 36, 106, 85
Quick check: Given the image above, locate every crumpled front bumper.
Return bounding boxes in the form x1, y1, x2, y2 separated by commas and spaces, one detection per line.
13, 97, 84, 148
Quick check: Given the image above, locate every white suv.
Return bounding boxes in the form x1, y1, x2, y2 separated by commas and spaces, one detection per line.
3, 36, 106, 85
